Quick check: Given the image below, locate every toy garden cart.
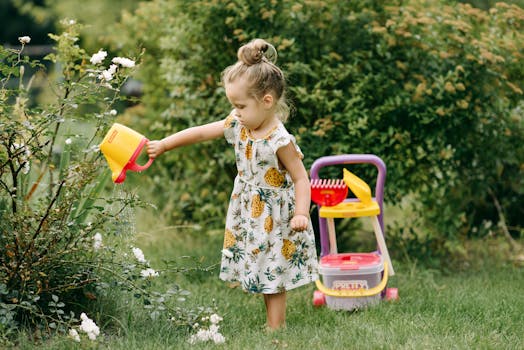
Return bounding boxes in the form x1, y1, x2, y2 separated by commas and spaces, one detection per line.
310, 154, 397, 310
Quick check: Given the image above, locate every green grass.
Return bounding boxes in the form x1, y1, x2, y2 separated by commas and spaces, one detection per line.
12, 208, 524, 350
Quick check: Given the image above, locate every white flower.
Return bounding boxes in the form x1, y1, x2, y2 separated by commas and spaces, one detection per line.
11, 143, 31, 174
209, 324, 219, 334
196, 329, 211, 341
112, 57, 135, 68
210, 313, 223, 324
132, 247, 147, 263
99, 69, 113, 81
212, 332, 226, 344
109, 109, 117, 116
140, 268, 159, 278
22, 162, 30, 175
188, 313, 226, 345
69, 328, 80, 342
98, 64, 118, 81
65, 138, 72, 145
107, 64, 118, 74
222, 249, 233, 258
93, 233, 103, 250
79, 313, 100, 341
90, 49, 107, 65
18, 36, 31, 44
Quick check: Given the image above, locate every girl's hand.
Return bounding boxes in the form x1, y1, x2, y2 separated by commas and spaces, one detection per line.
290, 214, 309, 231
146, 140, 166, 159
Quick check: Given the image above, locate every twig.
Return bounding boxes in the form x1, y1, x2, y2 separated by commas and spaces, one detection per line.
487, 187, 521, 252
33, 180, 65, 241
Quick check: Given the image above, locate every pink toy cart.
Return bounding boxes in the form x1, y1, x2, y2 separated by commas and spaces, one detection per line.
310, 154, 398, 310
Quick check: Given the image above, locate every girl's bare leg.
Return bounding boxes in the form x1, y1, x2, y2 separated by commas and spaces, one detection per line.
263, 292, 286, 330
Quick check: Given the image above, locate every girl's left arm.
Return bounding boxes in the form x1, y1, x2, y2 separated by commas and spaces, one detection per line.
276, 143, 311, 231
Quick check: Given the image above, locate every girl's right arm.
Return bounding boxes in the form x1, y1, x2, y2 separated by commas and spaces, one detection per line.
146, 120, 225, 158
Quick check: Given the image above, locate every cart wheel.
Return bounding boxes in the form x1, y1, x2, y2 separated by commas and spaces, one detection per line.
385, 287, 399, 301
313, 290, 325, 307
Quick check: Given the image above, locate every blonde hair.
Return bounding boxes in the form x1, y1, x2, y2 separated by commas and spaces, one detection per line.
222, 39, 290, 122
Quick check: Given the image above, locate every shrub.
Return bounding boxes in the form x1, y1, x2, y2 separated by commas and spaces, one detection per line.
0, 21, 214, 344
111, 0, 523, 265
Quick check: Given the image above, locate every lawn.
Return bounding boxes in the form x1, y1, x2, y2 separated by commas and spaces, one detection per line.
131, 222, 524, 350
13, 207, 523, 350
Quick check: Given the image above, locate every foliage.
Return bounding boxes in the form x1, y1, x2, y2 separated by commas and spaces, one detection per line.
111, 0, 523, 266
4, 0, 141, 52
362, 1, 524, 265
0, 22, 213, 344
0, 1, 55, 47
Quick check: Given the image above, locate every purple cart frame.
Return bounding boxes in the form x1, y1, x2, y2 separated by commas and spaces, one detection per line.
310, 154, 387, 257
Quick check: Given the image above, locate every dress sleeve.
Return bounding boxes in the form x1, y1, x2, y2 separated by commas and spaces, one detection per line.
270, 125, 304, 159
223, 111, 239, 145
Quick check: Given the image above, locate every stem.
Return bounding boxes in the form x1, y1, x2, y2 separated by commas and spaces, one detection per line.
47, 85, 71, 197
487, 187, 521, 252
57, 260, 150, 296
34, 180, 65, 241
20, 180, 66, 267
39, 278, 98, 294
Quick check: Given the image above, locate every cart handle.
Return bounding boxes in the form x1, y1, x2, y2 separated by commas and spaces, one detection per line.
315, 262, 389, 298
310, 154, 386, 257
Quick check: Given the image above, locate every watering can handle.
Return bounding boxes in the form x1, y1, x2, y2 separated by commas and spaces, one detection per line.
128, 157, 154, 172
126, 139, 154, 172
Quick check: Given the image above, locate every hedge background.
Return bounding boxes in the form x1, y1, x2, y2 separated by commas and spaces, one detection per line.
3, 0, 523, 266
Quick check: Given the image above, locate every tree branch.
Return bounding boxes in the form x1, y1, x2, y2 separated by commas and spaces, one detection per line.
487, 187, 521, 252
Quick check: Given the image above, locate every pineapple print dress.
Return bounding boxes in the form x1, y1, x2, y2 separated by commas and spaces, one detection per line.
220, 113, 318, 294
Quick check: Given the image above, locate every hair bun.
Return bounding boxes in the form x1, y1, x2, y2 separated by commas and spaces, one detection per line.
237, 39, 278, 66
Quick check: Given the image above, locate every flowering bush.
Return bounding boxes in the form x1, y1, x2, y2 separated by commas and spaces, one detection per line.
0, 19, 137, 338
0, 21, 219, 345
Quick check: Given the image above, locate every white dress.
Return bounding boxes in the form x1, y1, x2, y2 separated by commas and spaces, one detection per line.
220, 113, 318, 294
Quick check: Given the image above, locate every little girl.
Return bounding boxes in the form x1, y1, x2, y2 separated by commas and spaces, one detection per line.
147, 39, 318, 330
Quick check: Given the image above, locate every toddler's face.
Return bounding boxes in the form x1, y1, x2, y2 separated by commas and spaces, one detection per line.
225, 77, 272, 131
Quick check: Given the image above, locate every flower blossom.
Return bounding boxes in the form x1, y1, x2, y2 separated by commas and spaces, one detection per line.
93, 233, 103, 250
90, 49, 107, 65
69, 328, 80, 342
18, 36, 31, 44
140, 268, 159, 278
99, 64, 118, 81
210, 314, 223, 324
11, 143, 31, 174
112, 57, 135, 68
212, 333, 226, 344
188, 312, 226, 344
99, 70, 113, 81
79, 313, 100, 341
132, 247, 147, 263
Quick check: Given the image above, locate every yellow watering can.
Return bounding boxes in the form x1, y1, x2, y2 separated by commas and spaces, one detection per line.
100, 123, 154, 183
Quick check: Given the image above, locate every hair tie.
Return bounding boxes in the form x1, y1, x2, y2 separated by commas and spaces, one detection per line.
261, 44, 278, 64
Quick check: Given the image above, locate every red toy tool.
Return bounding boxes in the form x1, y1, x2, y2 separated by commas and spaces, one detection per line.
310, 179, 348, 207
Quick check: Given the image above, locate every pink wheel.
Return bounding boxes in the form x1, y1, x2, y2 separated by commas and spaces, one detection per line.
385, 287, 399, 301
313, 290, 325, 307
